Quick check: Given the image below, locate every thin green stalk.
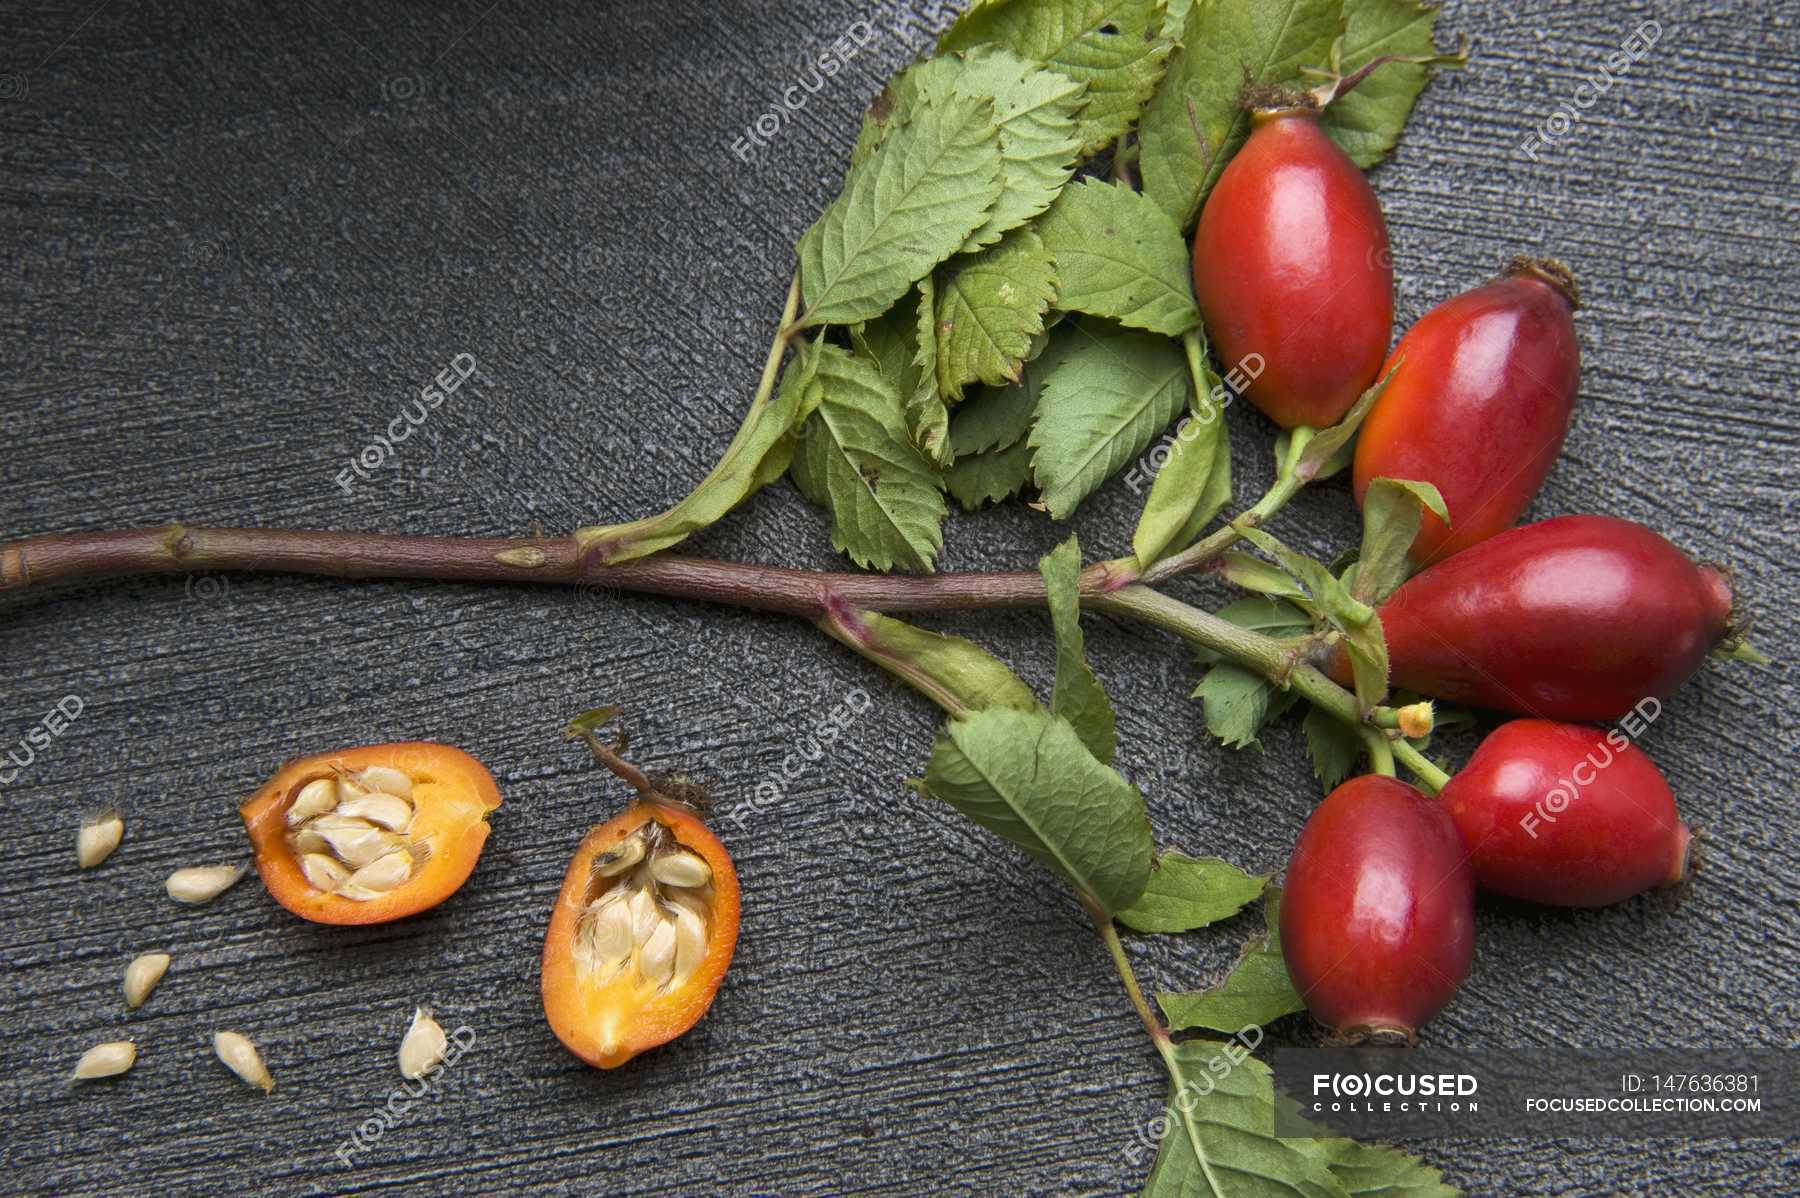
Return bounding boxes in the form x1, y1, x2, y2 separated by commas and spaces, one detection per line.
1361, 726, 1396, 776
1392, 737, 1452, 794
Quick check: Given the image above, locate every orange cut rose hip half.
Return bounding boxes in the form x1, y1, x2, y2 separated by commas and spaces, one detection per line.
238, 742, 502, 925
542, 709, 740, 1069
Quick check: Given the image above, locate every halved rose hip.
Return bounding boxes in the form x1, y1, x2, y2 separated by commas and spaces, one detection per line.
543, 709, 740, 1069
239, 742, 501, 925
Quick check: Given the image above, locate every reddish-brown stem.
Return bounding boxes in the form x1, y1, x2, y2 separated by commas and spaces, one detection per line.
0, 523, 1140, 618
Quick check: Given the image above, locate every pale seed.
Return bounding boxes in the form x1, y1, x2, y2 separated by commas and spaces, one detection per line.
313, 821, 393, 868
124, 953, 171, 1009
337, 849, 413, 900
213, 1030, 273, 1093
669, 903, 708, 991
354, 765, 414, 800
285, 778, 338, 826
166, 863, 246, 904
638, 918, 677, 989
335, 793, 413, 832
649, 851, 711, 888
398, 1006, 447, 1079
73, 1040, 136, 1081
578, 893, 634, 977
299, 852, 350, 892
590, 835, 646, 879
628, 885, 660, 942
77, 808, 124, 869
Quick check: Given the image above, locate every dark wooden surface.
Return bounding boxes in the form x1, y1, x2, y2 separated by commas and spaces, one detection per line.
2, 2, 1795, 1194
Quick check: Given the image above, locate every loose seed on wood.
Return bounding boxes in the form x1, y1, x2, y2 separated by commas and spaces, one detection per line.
213, 1030, 273, 1092
124, 953, 171, 1009
166, 863, 247, 904
73, 1041, 137, 1081
398, 1006, 447, 1079
77, 808, 124, 869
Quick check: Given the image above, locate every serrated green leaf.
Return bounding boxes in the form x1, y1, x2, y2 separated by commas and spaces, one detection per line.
949, 325, 1082, 457
797, 91, 1003, 327
577, 335, 816, 564
1236, 525, 1373, 627
1039, 534, 1116, 763
920, 706, 1153, 914
852, 286, 951, 466
1029, 326, 1189, 519
1349, 477, 1448, 604
1139, 0, 1345, 229
1035, 178, 1200, 336
1141, 1036, 1347, 1198
1158, 889, 1307, 1032
1340, 614, 1389, 712
940, 0, 1174, 156
790, 343, 948, 572
1132, 409, 1227, 568
1118, 853, 1270, 933
818, 603, 1038, 717
1189, 596, 1312, 665
935, 228, 1060, 401
1307, 1136, 1462, 1198
944, 438, 1034, 509
1323, 0, 1458, 169
1301, 705, 1361, 791
1194, 663, 1280, 750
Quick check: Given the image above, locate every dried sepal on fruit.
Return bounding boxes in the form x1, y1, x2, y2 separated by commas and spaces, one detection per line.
398, 1006, 448, 1079
77, 808, 124, 869
165, 863, 246, 904
238, 743, 501, 925
543, 707, 740, 1069
124, 952, 171, 1009
73, 1041, 137, 1081
212, 1030, 273, 1093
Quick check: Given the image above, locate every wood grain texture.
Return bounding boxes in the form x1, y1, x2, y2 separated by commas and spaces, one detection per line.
1, 1, 1794, 1194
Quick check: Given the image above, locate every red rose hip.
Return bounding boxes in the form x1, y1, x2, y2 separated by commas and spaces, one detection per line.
1192, 102, 1392, 429
1353, 258, 1581, 562
1438, 719, 1691, 907
1281, 775, 1474, 1042
1335, 515, 1734, 721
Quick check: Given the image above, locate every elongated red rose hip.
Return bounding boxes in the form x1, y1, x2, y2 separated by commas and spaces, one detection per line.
1353, 258, 1581, 562
1437, 719, 1690, 907
1281, 776, 1474, 1043
1333, 515, 1734, 720
1192, 101, 1392, 429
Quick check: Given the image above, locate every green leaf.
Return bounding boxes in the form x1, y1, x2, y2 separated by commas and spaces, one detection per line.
935, 229, 1060, 401
852, 285, 951, 466
1193, 663, 1287, 750
1301, 705, 1360, 791
1133, 410, 1228, 568
1139, 0, 1345, 229
1348, 477, 1447, 604
920, 706, 1153, 914
1323, 0, 1459, 169
789, 342, 948, 572
1189, 597, 1312, 665
1236, 525, 1373, 628
1296, 360, 1400, 482
577, 336, 817, 564
1217, 551, 1308, 599
1039, 534, 1116, 763
1308, 1137, 1462, 1198
943, 438, 1034, 510
1117, 853, 1270, 933
1339, 613, 1389, 713
1158, 889, 1306, 1032
939, 0, 1174, 156
818, 602, 1038, 717
797, 90, 1003, 327
1034, 178, 1200, 336
1029, 326, 1189, 519
1141, 1038, 1347, 1198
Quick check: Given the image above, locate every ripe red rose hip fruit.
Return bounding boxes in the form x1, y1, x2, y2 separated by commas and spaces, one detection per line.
1280, 775, 1474, 1043
1353, 258, 1581, 563
1192, 101, 1392, 429
1335, 515, 1734, 721
1437, 719, 1691, 907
